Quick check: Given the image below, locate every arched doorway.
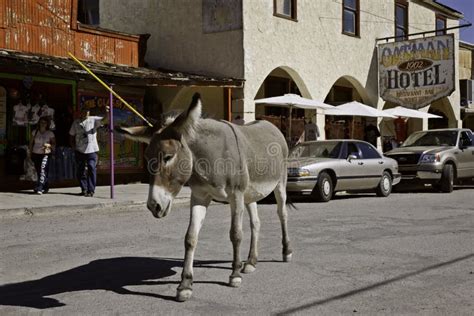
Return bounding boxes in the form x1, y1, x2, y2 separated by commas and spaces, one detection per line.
254, 67, 313, 144
324, 76, 372, 141
428, 97, 455, 129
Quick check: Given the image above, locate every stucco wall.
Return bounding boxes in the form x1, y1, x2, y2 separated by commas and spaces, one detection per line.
459, 46, 473, 80
241, 0, 461, 124
99, 0, 244, 78
99, 0, 462, 127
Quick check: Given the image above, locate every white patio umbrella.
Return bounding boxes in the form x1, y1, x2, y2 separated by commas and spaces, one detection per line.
255, 93, 334, 141
323, 101, 395, 138
382, 106, 442, 119
323, 101, 396, 118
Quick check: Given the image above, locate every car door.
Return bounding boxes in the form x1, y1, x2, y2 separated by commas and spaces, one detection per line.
457, 131, 474, 178
334, 141, 363, 191
354, 141, 385, 189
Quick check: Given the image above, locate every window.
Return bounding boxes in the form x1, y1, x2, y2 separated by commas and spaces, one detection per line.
436, 15, 447, 35
357, 142, 381, 159
77, 0, 100, 25
342, 0, 359, 36
274, 0, 297, 21
346, 142, 360, 159
460, 132, 473, 147
395, 0, 408, 41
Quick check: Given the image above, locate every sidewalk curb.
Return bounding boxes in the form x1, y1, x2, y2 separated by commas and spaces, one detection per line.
0, 196, 190, 218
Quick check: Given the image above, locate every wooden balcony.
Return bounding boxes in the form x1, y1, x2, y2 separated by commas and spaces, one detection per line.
0, 0, 140, 67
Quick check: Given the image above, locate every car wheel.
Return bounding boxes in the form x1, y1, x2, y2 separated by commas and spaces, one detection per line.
439, 164, 454, 193
376, 171, 392, 197
313, 172, 333, 202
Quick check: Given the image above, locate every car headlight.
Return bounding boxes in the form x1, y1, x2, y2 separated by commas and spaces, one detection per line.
288, 168, 311, 177
420, 154, 440, 163
297, 168, 311, 177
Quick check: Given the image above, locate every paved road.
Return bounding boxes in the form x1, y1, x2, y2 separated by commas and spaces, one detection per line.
1, 188, 473, 315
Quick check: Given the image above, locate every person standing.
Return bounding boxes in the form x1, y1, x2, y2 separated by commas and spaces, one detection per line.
29, 117, 55, 194
304, 118, 320, 141
69, 107, 107, 197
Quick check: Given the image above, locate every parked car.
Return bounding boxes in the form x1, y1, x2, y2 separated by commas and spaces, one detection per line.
287, 140, 401, 202
384, 128, 474, 192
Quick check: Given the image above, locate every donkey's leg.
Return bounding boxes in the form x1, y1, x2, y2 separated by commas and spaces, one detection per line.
242, 201, 260, 273
274, 180, 293, 262
228, 191, 245, 287
176, 194, 210, 302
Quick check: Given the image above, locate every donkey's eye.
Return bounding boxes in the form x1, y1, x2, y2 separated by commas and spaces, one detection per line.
163, 154, 173, 163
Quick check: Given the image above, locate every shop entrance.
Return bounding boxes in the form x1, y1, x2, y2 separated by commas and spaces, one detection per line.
0, 74, 76, 190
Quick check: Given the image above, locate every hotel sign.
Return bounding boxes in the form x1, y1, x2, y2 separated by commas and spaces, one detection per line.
378, 34, 455, 109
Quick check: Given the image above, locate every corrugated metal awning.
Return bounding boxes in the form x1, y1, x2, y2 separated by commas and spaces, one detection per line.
0, 49, 244, 88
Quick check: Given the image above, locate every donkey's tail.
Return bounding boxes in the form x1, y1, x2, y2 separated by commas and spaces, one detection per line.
286, 194, 297, 211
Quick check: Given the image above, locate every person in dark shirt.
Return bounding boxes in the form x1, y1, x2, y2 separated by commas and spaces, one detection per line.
364, 124, 381, 146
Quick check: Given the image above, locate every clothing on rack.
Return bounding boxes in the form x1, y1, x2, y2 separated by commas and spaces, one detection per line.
29, 104, 41, 125
39, 104, 55, 130
13, 102, 31, 126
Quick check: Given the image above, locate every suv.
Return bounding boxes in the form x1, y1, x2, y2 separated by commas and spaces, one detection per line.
385, 128, 474, 192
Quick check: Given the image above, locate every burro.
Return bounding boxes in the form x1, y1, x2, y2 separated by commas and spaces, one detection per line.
117, 93, 293, 302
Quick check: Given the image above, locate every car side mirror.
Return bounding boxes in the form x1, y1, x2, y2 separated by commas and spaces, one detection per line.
459, 139, 471, 149
347, 154, 358, 161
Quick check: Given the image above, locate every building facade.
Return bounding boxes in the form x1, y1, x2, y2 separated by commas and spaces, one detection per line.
459, 41, 474, 129
0, 0, 242, 191
99, 0, 465, 146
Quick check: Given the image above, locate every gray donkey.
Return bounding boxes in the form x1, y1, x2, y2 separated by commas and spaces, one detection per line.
118, 93, 292, 302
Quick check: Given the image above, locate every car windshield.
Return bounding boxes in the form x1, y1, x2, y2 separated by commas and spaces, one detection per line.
289, 141, 341, 159
401, 131, 458, 147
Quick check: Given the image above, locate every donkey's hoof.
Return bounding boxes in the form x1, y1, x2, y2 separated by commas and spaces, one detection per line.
229, 276, 242, 288
241, 263, 256, 274
283, 253, 293, 262
176, 289, 193, 302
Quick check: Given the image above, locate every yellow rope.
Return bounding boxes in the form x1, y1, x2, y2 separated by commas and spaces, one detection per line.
67, 52, 153, 127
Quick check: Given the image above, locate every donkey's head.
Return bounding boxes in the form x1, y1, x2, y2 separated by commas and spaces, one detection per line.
118, 93, 201, 218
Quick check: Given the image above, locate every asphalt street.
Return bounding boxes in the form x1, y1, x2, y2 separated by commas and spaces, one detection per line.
1, 188, 473, 315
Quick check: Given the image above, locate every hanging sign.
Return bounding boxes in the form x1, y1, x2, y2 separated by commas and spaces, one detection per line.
378, 34, 455, 109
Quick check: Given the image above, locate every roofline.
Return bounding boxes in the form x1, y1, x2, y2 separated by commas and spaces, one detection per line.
0, 49, 244, 88
460, 41, 474, 50
430, 0, 463, 19
413, 0, 464, 20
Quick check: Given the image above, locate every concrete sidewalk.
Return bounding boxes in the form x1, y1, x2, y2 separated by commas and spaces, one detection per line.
0, 183, 191, 217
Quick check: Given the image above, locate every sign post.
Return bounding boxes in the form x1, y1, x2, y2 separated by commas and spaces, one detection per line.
109, 86, 114, 199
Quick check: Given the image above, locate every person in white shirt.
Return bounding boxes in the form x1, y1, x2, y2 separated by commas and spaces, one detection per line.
29, 117, 55, 194
69, 107, 108, 197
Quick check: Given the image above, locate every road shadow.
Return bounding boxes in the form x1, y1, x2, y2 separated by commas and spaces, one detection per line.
0, 257, 230, 309
275, 253, 474, 315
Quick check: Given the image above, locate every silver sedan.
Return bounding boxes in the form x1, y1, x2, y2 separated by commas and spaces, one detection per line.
287, 140, 401, 202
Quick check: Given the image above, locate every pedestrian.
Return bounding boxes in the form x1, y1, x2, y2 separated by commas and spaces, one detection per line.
69, 107, 108, 197
28, 116, 55, 194
304, 118, 320, 141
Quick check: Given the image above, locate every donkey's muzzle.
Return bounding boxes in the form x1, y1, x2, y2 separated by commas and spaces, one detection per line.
147, 200, 171, 218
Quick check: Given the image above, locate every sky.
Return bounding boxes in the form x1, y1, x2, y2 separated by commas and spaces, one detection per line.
437, 0, 474, 43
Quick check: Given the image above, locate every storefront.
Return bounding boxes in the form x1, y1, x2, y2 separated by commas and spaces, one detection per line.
0, 73, 79, 190
0, 52, 148, 191
0, 49, 244, 191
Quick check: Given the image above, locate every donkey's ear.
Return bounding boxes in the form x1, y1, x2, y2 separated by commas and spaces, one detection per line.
170, 93, 202, 140
115, 125, 153, 144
